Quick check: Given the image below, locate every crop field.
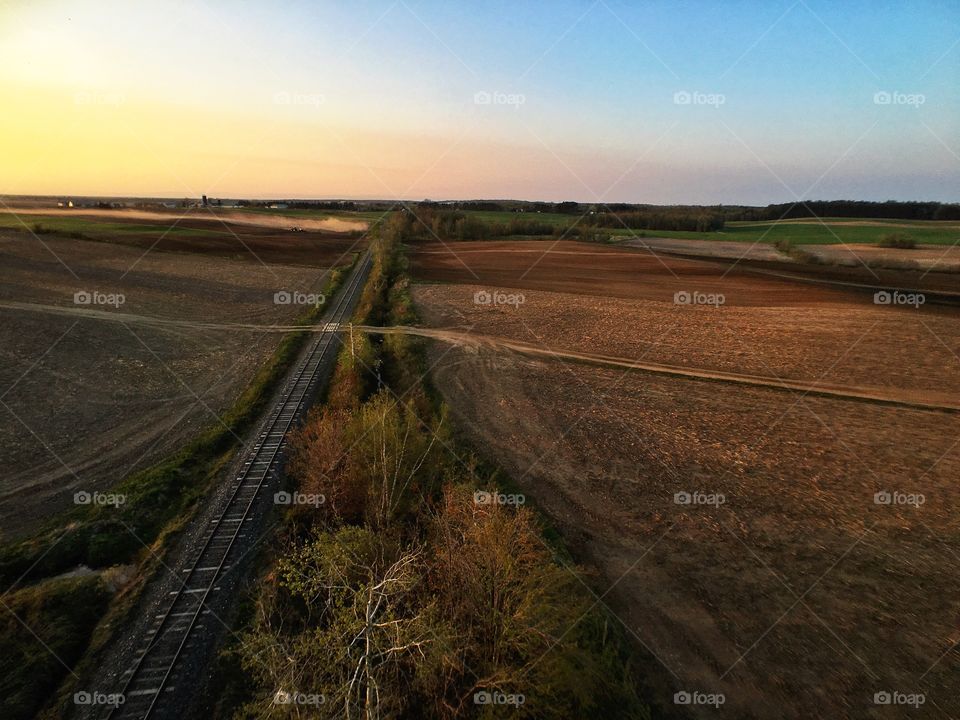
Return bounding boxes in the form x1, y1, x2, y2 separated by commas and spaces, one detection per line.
0, 228, 349, 538
409, 240, 960, 396
409, 239, 960, 718
395, 209, 960, 246
0, 207, 369, 266
601, 219, 960, 245
234, 206, 392, 224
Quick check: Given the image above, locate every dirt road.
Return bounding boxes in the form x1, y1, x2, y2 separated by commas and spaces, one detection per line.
5, 299, 955, 413
358, 325, 960, 413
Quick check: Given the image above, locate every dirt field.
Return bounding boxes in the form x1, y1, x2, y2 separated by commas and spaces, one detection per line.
2, 206, 368, 233
410, 239, 842, 305
742, 218, 960, 230
0, 207, 369, 267
800, 243, 960, 273
621, 236, 960, 276
623, 237, 793, 262
0, 231, 340, 538
409, 241, 960, 397
409, 240, 960, 718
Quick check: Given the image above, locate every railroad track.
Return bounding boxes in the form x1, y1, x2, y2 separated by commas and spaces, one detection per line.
104, 252, 371, 720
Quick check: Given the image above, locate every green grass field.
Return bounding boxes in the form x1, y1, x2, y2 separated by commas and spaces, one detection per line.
3, 209, 957, 246
236, 207, 388, 223
240, 207, 573, 226
0, 214, 225, 239
427, 210, 960, 245
603, 219, 960, 245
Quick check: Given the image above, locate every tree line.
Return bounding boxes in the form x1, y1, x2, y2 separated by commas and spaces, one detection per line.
421, 199, 960, 224
723, 200, 960, 221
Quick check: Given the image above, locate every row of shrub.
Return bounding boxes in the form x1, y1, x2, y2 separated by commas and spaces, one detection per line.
400, 207, 558, 241
227, 214, 650, 719
383, 207, 611, 244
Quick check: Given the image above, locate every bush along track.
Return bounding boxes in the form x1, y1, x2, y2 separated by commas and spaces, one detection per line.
221, 215, 651, 719
0, 258, 355, 720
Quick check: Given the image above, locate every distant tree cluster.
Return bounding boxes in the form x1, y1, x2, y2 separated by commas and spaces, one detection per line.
225, 198, 960, 223
393, 207, 561, 241
445, 200, 505, 211
285, 200, 360, 210
724, 200, 960, 221
586, 208, 725, 232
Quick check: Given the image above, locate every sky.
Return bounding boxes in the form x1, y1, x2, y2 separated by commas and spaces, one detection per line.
1, 0, 958, 204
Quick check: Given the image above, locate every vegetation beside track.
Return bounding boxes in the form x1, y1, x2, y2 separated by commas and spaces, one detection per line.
0, 259, 356, 720
218, 214, 651, 719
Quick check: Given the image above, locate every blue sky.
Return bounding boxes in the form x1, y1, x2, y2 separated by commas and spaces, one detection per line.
2, 0, 958, 202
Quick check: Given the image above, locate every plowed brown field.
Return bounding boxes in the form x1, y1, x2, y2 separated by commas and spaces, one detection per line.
409, 239, 960, 719
0, 231, 346, 537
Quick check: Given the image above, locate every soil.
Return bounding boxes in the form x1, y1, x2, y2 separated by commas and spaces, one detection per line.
800, 243, 960, 272
623, 237, 793, 262
3, 206, 368, 233
409, 241, 960, 398
0, 232, 339, 538
409, 239, 960, 719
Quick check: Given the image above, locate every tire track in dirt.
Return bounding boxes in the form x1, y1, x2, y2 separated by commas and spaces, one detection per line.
5, 300, 957, 413
359, 325, 960, 414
